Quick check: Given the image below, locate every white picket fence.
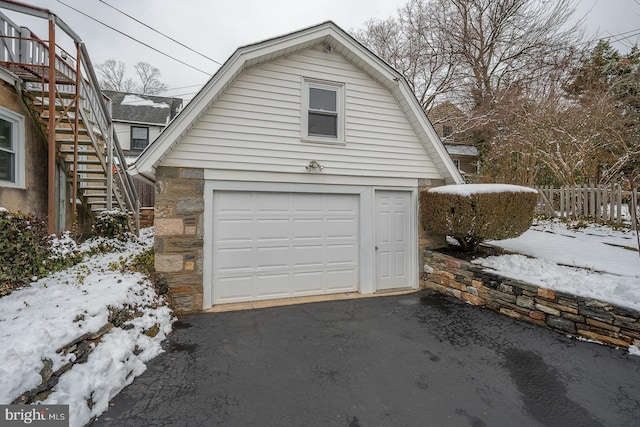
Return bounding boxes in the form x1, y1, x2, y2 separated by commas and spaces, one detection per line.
535, 185, 639, 226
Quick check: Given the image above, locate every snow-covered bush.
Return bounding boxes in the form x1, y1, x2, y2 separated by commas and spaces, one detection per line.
0, 210, 49, 294
94, 210, 132, 241
421, 184, 538, 252
0, 210, 80, 295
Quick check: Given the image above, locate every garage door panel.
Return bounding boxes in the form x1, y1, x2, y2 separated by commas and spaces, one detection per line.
255, 273, 291, 298
326, 194, 359, 213
292, 271, 324, 293
215, 192, 254, 214
216, 219, 253, 242
216, 276, 253, 301
256, 219, 289, 240
293, 245, 324, 267
216, 247, 253, 271
256, 246, 290, 268
326, 269, 359, 290
293, 193, 324, 213
212, 191, 359, 304
257, 192, 289, 213
293, 218, 324, 239
327, 243, 357, 265
326, 218, 358, 239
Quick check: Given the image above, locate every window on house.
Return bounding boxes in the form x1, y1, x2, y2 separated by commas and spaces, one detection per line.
443, 125, 453, 137
452, 159, 460, 170
303, 80, 343, 142
0, 108, 24, 188
131, 126, 150, 150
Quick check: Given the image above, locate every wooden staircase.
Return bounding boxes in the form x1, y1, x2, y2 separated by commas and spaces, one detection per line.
0, 2, 140, 233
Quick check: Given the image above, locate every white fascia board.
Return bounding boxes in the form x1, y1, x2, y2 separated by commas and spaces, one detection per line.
396, 82, 464, 185
133, 49, 246, 178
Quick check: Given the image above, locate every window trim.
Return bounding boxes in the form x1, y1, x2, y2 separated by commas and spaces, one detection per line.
0, 106, 25, 189
301, 78, 345, 145
130, 125, 150, 151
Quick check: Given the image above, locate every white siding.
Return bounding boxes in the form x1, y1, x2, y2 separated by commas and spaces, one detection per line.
164, 44, 440, 179
114, 122, 163, 151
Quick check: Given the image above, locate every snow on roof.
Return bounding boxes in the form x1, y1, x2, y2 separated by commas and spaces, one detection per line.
445, 144, 478, 157
121, 94, 169, 109
429, 183, 538, 196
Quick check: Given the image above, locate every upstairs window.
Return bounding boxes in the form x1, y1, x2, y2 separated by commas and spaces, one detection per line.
443, 125, 453, 138
131, 126, 150, 150
0, 108, 24, 188
303, 80, 344, 143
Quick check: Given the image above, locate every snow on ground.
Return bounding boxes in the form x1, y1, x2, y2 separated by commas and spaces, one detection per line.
473, 219, 640, 310
0, 228, 173, 427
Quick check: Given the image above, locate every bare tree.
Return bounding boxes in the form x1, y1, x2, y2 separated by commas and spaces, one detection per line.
96, 59, 168, 95
134, 62, 168, 95
355, 0, 584, 113
96, 59, 136, 92
353, 0, 457, 113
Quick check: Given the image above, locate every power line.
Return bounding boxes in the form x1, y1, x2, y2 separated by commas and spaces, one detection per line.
98, 0, 222, 66
56, 0, 213, 76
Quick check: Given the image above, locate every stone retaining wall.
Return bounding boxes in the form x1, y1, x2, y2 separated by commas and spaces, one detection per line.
422, 250, 640, 349
12, 324, 114, 404
153, 167, 205, 312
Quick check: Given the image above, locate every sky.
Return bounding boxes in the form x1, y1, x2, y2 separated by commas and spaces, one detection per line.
1, 0, 639, 103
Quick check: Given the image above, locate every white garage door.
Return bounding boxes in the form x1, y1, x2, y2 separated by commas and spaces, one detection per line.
212, 191, 359, 304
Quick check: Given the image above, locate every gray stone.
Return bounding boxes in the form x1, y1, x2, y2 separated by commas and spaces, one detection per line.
156, 166, 180, 178
535, 303, 561, 317
499, 283, 514, 294
489, 289, 517, 304
180, 168, 204, 179
547, 315, 577, 333
579, 306, 614, 323
176, 198, 204, 214
516, 295, 535, 310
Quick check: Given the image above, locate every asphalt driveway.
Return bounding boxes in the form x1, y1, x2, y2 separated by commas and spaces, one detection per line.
94, 291, 640, 426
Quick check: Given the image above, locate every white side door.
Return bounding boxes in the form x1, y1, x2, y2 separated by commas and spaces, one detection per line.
375, 190, 412, 291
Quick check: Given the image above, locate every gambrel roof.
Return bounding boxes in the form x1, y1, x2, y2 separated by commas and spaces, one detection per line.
131, 21, 463, 185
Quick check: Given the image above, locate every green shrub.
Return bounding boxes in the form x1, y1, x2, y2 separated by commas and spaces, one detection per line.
0, 210, 51, 294
94, 210, 132, 241
421, 184, 538, 252
0, 210, 85, 296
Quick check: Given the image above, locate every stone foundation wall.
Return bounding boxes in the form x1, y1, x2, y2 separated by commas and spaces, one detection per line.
422, 250, 640, 349
154, 167, 204, 312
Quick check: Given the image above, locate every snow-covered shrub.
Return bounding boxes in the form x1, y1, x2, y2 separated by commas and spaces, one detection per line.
0, 210, 49, 294
0, 210, 83, 296
94, 210, 132, 241
421, 184, 538, 252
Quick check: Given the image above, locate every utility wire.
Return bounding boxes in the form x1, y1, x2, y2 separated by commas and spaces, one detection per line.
56, 0, 212, 76
99, 0, 222, 66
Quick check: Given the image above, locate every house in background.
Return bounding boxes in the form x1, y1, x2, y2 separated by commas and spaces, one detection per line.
132, 21, 463, 312
428, 101, 479, 180
103, 91, 183, 155
103, 90, 182, 224
0, 2, 139, 233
